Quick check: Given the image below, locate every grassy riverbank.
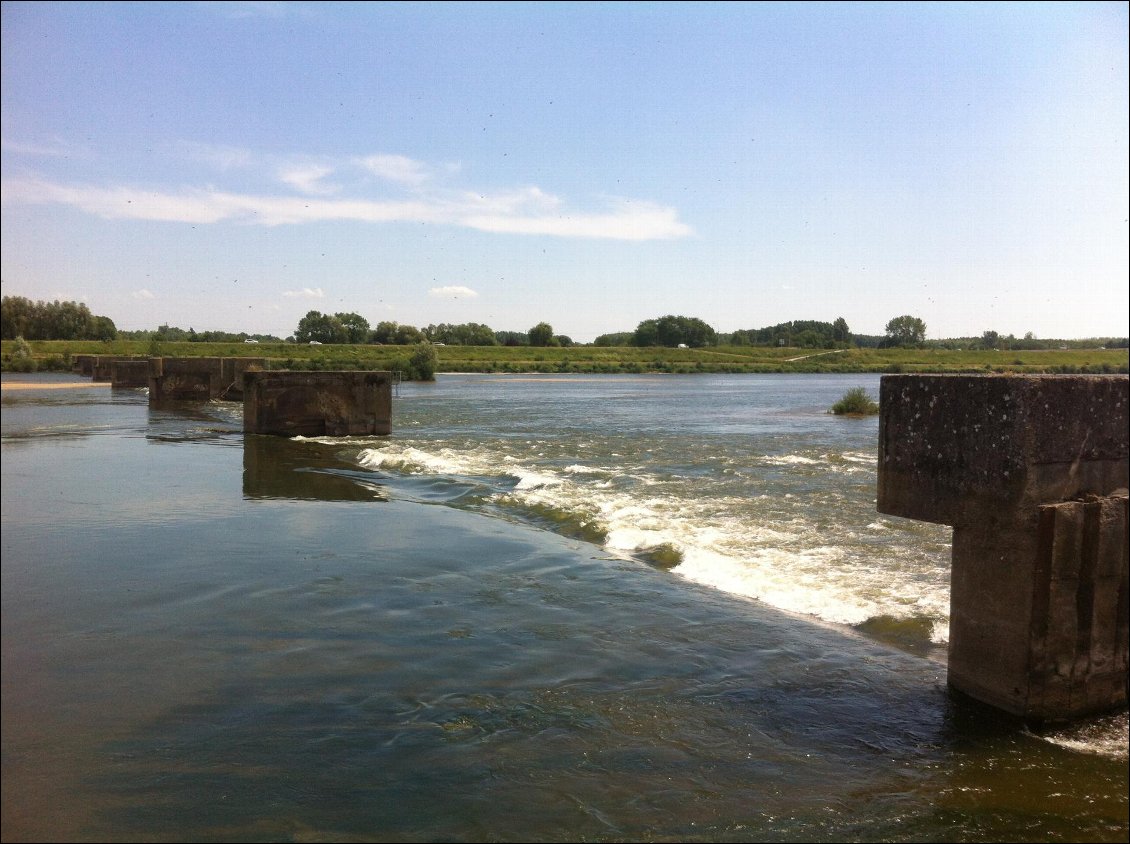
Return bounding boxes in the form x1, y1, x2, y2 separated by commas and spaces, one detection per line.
3, 339, 1127, 376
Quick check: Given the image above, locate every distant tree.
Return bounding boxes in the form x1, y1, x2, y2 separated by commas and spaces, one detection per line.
1, 296, 33, 339
554, 334, 574, 347
495, 330, 529, 346
594, 332, 634, 347
634, 315, 717, 348
883, 315, 927, 347
1, 296, 116, 341
423, 322, 498, 345
371, 321, 399, 344
155, 323, 190, 342
632, 319, 660, 347
371, 320, 422, 345
794, 329, 821, 348
528, 321, 556, 347
91, 315, 118, 341
295, 310, 348, 344
336, 312, 370, 344
832, 317, 851, 345
726, 330, 751, 346
463, 322, 498, 345
980, 330, 1000, 350
731, 320, 842, 348
394, 324, 423, 344
408, 341, 438, 381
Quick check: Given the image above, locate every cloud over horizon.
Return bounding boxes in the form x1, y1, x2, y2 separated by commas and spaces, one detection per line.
0, 145, 693, 241
428, 285, 479, 299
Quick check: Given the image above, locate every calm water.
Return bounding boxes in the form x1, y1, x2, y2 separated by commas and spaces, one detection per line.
2, 372, 1126, 843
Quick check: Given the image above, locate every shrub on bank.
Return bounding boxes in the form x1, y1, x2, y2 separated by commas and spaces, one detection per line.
7, 336, 37, 372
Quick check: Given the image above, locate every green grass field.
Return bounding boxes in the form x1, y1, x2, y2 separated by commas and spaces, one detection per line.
4, 339, 1127, 376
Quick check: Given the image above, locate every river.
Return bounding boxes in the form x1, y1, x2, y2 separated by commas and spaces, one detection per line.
2, 372, 1126, 842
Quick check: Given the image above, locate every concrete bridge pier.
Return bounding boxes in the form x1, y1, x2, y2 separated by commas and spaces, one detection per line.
86, 354, 146, 382
877, 374, 1128, 723
110, 359, 150, 388
73, 354, 96, 376
148, 357, 266, 402
243, 370, 392, 437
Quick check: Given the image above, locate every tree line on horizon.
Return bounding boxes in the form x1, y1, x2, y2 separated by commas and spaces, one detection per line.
2, 296, 1126, 350
1, 296, 118, 342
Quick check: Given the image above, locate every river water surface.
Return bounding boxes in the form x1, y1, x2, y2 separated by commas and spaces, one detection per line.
2, 372, 1126, 842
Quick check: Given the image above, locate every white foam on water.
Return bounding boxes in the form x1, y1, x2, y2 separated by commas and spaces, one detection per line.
514, 470, 562, 490
1029, 711, 1129, 760
349, 440, 951, 642
358, 444, 504, 479
761, 454, 823, 466
674, 544, 882, 626
562, 463, 614, 476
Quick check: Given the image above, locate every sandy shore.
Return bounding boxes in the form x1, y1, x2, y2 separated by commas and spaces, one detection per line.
1, 380, 110, 391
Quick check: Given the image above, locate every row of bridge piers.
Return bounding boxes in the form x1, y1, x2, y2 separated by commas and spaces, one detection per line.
72, 354, 393, 436
69, 356, 1128, 723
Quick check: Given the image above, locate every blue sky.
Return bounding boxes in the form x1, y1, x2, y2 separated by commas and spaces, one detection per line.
2, 1, 1127, 342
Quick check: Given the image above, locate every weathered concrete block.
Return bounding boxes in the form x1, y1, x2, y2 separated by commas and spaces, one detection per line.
243, 371, 392, 437
73, 354, 96, 376
149, 357, 266, 402
877, 374, 1128, 722
91, 355, 146, 382
215, 357, 266, 401
110, 359, 150, 388
1029, 496, 1129, 718
878, 375, 1128, 526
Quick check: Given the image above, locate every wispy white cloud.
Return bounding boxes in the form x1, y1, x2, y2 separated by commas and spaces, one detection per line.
2, 137, 94, 159
283, 287, 325, 298
1, 165, 693, 240
357, 154, 433, 186
132, 289, 156, 300
429, 285, 479, 299
278, 163, 339, 195
463, 198, 692, 241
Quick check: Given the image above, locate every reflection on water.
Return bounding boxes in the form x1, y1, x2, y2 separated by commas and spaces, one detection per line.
243, 434, 388, 501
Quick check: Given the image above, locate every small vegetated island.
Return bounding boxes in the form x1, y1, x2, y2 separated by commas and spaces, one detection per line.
831, 387, 881, 416
2, 298, 1127, 379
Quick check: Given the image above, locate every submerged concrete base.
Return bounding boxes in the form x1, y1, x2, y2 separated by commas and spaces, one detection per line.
243, 371, 392, 437
878, 374, 1128, 722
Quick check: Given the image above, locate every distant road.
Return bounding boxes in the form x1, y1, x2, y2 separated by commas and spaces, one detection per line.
783, 349, 849, 362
